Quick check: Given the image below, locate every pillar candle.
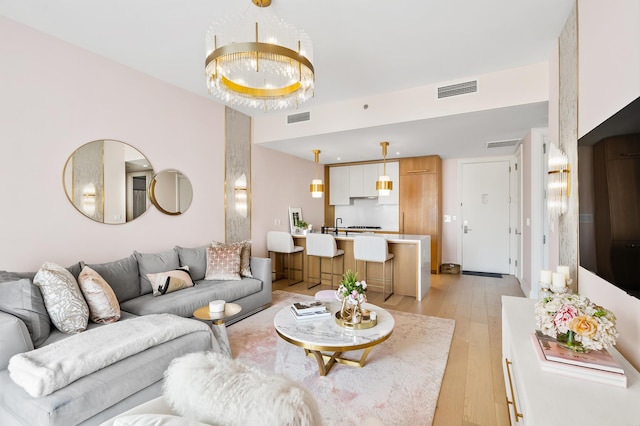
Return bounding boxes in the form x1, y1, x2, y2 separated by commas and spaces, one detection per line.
557, 265, 570, 281
552, 272, 566, 288
540, 270, 552, 284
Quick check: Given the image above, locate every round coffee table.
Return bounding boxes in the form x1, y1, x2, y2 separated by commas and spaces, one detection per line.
193, 302, 242, 357
274, 301, 394, 376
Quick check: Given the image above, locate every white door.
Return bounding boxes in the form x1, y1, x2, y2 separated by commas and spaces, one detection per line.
461, 161, 511, 273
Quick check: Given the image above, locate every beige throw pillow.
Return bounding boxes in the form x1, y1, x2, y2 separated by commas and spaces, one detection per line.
78, 266, 121, 324
211, 240, 252, 278
33, 262, 89, 334
147, 267, 194, 296
205, 245, 242, 281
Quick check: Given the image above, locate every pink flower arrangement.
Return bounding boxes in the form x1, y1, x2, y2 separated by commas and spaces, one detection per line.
535, 292, 618, 351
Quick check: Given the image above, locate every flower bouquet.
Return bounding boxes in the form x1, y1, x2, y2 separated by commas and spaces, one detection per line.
336, 270, 367, 325
535, 292, 618, 352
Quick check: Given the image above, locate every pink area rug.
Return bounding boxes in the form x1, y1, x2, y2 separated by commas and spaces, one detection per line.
227, 291, 455, 426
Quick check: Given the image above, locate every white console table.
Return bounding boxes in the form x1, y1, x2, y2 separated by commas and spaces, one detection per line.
502, 296, 640, 425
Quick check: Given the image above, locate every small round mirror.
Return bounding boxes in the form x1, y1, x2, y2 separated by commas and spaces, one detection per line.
63, 140, 154, 224
149, 169, 193, 215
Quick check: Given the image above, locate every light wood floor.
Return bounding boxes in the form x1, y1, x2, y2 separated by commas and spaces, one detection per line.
273, 272, 525, 426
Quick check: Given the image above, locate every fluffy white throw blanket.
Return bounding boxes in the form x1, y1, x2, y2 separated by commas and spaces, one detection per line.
8, 314, 213, 397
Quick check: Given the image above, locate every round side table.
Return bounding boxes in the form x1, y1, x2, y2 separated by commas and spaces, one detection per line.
193, 302, 242, 357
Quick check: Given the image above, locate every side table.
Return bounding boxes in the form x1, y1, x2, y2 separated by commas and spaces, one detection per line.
193, 302, 242, 357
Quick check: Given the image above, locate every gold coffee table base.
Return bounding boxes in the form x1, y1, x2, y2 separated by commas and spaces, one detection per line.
304, 347, 376, 376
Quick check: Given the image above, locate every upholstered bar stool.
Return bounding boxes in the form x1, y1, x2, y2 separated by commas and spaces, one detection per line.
267, 231, 304, 286
306, 233, 345, 290
353, 235, 394, 301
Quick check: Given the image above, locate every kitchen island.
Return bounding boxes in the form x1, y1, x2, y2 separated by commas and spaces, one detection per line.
292, 233, 431, 300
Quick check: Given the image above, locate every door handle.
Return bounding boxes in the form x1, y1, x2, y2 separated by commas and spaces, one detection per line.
464, 225, 472, 234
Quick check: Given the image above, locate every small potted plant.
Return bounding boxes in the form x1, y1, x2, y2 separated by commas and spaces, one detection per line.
336, 270, 367, 324
296, 220, 309, 234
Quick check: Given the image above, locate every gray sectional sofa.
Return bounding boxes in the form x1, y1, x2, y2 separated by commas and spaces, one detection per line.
0, 244, 272, 426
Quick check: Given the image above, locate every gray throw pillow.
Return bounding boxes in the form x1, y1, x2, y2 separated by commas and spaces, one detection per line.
0, 279, 51, 347
86, 255, 140, 303
175, 245, 208, 281
134, 249, 180, 295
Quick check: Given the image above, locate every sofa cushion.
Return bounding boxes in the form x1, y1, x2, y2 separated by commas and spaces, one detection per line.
205, 245, 242, 281
135, 249, 180, 295
120, 277, 262, 318
86, 255, 140, 303
33, 262, 89, 334
147, 267, 194, 297
175, 245, 207, 281
78, 266, 121, 324
114, 414, 209, 426
211, 240, 253, 278
0, 278, 50, 347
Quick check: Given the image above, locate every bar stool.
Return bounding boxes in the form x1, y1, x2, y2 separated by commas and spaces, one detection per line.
306, 233, 345, 290
266, 231, 304, 286
353, 235, 394, 301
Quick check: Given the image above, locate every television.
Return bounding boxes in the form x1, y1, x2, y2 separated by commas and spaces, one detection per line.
578, 96, 640, 299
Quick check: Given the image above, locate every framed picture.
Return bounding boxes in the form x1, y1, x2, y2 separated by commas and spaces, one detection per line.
288, 207, 302, 234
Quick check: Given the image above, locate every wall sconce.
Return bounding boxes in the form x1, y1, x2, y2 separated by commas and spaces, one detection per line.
376, 141, 393, 196
234, 173, 248, 218
309, 149, 324, 198
548, 143, 570, 220
81, 183, 97, 216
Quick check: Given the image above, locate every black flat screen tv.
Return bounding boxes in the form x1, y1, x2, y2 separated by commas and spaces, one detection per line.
578, 96, 640, 299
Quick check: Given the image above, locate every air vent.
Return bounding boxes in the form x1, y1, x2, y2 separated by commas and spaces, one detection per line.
486, 139, 521, 149
437, 80, 478, 98
287, 111, 311, 124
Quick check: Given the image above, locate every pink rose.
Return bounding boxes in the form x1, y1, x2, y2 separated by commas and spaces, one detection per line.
553, 304, 578, 333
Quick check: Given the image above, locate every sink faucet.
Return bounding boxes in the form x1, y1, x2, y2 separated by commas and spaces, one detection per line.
335, 217, 342, 235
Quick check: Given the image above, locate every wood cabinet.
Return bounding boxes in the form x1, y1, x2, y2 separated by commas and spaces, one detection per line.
399, 156, 442, 273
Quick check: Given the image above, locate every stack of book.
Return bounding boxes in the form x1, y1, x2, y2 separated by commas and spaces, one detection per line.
531, 330, 627, 388
290, 301, 330, 321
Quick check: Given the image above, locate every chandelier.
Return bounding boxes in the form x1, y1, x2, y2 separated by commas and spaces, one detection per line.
205, 0, 315, 111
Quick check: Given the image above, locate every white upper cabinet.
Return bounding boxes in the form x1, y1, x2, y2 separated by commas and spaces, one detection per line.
377, 161, 399, 205
329, 166, 350, 205
349, 164, 379, 197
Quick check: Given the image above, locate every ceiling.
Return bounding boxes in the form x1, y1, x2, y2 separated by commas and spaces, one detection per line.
0, 0, 575, 162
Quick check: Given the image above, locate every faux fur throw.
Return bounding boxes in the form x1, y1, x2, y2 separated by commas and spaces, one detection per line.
8, 314, 213, 397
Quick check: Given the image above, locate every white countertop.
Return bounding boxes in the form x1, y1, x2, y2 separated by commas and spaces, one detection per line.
293, 232, 430, 243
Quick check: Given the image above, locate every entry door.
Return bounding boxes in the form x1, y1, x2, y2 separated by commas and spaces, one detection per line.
461, 161, 510, 273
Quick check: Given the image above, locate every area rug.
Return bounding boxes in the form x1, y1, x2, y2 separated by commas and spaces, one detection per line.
227, 291, 455, 426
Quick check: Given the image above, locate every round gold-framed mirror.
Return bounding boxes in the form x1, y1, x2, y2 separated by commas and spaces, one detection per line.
63, 139, 154, 224
149, 169, 193, 216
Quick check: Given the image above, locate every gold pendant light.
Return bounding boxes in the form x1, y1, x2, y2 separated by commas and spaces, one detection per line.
310, 149, 324, 198
376, 142, 393, 196
205, 0, 315, 111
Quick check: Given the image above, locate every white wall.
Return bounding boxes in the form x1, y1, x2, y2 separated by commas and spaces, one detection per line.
441, 159, 459, 263
0, 16, 349, 272
573, 0, 640, 370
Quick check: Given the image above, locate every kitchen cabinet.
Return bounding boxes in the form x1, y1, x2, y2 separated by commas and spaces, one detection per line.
377, 161, 399, 205
399, 156, 441, 273
349, 164, 379, 197
329, 166, 350, 205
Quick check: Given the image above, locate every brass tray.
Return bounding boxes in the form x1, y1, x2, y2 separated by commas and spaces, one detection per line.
335, 310, 377, 329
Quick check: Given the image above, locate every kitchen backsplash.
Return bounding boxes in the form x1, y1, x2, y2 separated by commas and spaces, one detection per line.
333, 198, 399, 231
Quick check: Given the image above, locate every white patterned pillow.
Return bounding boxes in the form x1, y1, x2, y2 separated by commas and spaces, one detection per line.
147, 267, 194, 297
205, 245, 242, 281
78, 266, 121, 323
211, 240, 252, 278
33, 262, 89, 334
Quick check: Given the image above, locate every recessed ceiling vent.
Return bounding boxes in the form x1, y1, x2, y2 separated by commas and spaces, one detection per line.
437, 80, 477, 98
287, 111, 311, 124
486, 139, 521, 149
